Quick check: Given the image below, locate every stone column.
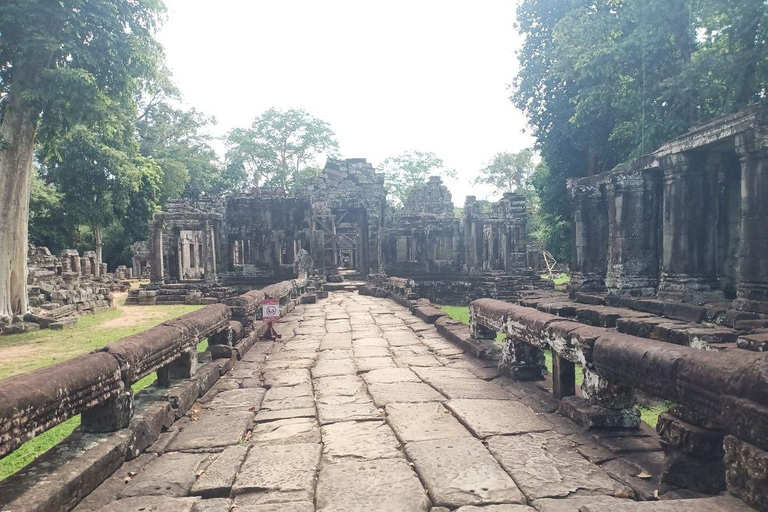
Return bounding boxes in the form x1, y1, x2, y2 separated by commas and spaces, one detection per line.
559, 368, 640, 429
463, 196, 482, 272
150, 218, 164, 284
734, 133, 768, 311
657, 153, 724, 302
202, 220, 217, 283
499, 337, 546, 381
502, 193, 527, 272
568, 180, 609, 293
605, 170, 661, 296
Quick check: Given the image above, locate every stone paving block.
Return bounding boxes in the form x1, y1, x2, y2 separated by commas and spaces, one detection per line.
234, 491, 315, 508
351, 329, 383, 340
167, 411, 253, 452
205, 388, 266, 411
386, 402, 473, 443
353, 346, 391, 358
263, 369, 311, 387
260, 395, 316, 412
191, 497, 232, 512
190, 445, 249, 498
578, 495, 755, 511
315, 458, 430, 512
445, 399, 551, 438
391, 345, 431, 356
531, 496, 629, 512
395, 355, 443, 367
317, 349, 353, 360
232, 443, 321, 496
405, 437, 525, 507
263, 381, 313, 399
264, 358, 316, 370
352, 337, 389, 347
233, 499, 314, 511
251, 417, 321, 446
362, 367, 421, 385
456, 506, 535, 512
314, 374, 366, 398
413, 367, 477, 381
321, 421, 402, 462
255, 407, 316, 423
424, 377, 512, 400
316, 395, 381, 425
97, 496, 201, 512
73, 453, 158, 512
312, 358, 357, 378
356, 357, 397, 372
487, 433, 629, 499
119, 452, 209, 498
367, 381, 446, 407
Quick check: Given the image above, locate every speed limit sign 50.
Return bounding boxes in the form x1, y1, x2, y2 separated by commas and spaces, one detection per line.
263, 299, 280, 322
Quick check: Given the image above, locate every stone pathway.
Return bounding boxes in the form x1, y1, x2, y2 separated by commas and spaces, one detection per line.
71, 292, 754, 512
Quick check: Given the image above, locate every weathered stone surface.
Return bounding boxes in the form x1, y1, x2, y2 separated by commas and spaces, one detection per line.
356, 357, 397, 372
405, 437, 525, 507
579, 495, 756, 511
386, 402, 472, 443
96, 496, 201, 512
445, 399, 550, 438
205, 388, 266, 411
486, 433, 628, 499
367, 381, 445, 406
314, 374, 366, 397
316, 395, 381, 425
321, 421, 402, 462
531, 496, 628, 512
362, 367, 421, 384
233, 497, 314, 512
456, 506, 535, 512
190, 445, 249, 498
251, 417, 321, 446
167, 411, 252, 451
423, 377, 512, 400
315, 458, 430, 512
119, 452, 208, 498
312, 358, 357, 378
191, 498, 232, 512
232, 443, 321, 496
262, 369, 311, 387
255, 407, 316, 423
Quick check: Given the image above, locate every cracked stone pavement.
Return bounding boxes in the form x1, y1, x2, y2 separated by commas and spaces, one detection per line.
71, 291, 751, 512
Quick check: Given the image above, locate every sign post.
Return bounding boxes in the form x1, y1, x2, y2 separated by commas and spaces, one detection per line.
261, 299, 282, 340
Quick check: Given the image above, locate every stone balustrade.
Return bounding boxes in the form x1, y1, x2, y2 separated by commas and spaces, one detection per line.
0, 278, 305, 463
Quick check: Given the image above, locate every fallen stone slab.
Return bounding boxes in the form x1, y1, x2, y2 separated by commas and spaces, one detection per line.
321, 421, 402, 462
445, 399, 551, 438
190, 445, 249, 498
166, 411, 253, 452
315, 458, 430, 512
386, 402, 472, 443
405, 437, 525, 507
231, 443, 321, 496
486, 433, 629, 499
367, 381, 446, 407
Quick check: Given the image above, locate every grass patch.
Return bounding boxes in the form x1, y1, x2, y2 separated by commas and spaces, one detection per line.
638, 401, 674, 428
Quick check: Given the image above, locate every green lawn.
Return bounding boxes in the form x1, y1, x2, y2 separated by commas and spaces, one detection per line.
439, 305, 665, 426
0, 298, 205, 481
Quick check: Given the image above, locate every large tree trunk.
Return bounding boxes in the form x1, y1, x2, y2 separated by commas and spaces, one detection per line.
93, 223, 103, 264
0, 89, 38, 324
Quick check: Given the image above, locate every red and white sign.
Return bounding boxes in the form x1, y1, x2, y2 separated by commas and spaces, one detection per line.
262, 299, 280, 322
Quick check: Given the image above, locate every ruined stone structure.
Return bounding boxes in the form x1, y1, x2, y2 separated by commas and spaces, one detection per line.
2, 245, 128, 334
136, 159, 547, 305
569, 107, 768, 311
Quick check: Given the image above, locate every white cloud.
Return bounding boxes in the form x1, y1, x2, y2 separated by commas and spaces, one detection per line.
157, 0, 533, 204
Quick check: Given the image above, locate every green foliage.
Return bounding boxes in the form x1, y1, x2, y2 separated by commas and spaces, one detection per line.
380, 150, 456, 208
28, 170, 72, 254
224, 108, 338, 193
474, 149, 536, 195
513, 0, 768, 262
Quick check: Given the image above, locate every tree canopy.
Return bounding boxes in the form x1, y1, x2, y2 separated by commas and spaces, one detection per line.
474, 150, 536, 195
380, 150, 456, 208
224, 108, 339, 193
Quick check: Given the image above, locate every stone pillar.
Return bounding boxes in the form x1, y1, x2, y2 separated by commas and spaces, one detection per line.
502, 192, 528, 272
605, 170, 661, 296
202, 220, 217, 283
99, 263, 108, 276
734, 133, 768, 311
80, 257, 90, 277
150, 218, 164, 283
559, 368, 639, 429
132, 257, 140, 279
81, 388, 134, 432
657, 153, 724, 302
568, 180, 609, 294
657, 408, 726, 494
499, 337, 546, 381
463, 196, 482, 272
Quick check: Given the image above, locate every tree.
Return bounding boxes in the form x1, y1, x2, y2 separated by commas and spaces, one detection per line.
380, 150, 456, 208
474, 150, 536, 195
224, 108, 338, 193
0, 0, 164, 323
43, 126, 162, 265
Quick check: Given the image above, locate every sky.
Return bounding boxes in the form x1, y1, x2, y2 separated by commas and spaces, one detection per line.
157, 0, 533, 204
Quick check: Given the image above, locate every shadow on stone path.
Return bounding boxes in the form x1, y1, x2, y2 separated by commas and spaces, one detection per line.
71, 292, 755, 512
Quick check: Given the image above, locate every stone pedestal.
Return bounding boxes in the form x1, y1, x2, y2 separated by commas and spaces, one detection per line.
559, 368, 639, 429
169, 350, 198, 380
657, 153, 724, 302
724, 435, 768, 510
499, 337, 546, 381
657, 410, 726, 494
81, 388, 134, 432
734, 133, 768, 312
605, 170, 660, 296
568, 181, 609, 294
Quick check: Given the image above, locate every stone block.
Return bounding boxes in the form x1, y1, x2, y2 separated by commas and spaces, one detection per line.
232, 443, 321, 496
190, 445, 249, 498
50, 317, 78, 330
558, 396, 640, 430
